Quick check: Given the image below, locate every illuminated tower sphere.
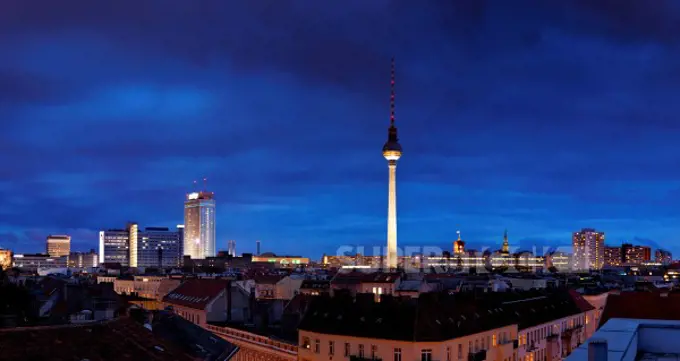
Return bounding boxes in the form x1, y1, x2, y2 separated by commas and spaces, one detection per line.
383, 58, 402, 270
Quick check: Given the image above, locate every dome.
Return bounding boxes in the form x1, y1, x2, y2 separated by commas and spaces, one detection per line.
382, 140, 402, 153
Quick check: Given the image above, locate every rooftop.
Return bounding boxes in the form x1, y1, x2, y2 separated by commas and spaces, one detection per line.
599, 292, 680, 327
163, 279, 228, 310
0, 318, 196, 361
299, 288, 591, 341
567, 318, 680, 361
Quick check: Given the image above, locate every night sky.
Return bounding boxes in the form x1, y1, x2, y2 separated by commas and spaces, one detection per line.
2, 1, 680, 258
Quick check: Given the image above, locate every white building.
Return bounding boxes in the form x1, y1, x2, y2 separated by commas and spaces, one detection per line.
566, 318, 680, 361
183, 191, 216, 259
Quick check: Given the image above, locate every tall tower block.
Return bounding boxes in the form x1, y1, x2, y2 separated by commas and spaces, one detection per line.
383, 58, 402, 270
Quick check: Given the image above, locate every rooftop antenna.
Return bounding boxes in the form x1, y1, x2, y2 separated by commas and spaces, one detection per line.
390, 56, 396, 126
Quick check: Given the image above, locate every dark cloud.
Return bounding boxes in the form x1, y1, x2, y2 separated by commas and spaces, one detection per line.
1, 1, 680, 257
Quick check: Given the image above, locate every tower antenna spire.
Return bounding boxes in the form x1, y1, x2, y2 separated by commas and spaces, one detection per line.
390, 57, 396, 126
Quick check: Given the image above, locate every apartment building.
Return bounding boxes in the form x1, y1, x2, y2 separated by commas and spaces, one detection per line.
298, 289, 595, 361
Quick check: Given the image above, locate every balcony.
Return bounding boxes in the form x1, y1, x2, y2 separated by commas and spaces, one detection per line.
468, 349, 487, 361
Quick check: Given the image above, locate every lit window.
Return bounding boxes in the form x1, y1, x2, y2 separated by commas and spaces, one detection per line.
493, 334, 497, 346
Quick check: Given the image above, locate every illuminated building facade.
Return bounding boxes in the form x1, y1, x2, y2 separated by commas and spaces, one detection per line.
68, 250, 98, 268
453, 231, 465, 254
252, 253, 310, 267
227, 240, 236, 257
13, 253, 67, 272
137, 226, 183, 268
604, 246, 622, 267
655, 249, 672, 265
382, 58, 402, 270
0, 248, 11, 270
572, 228, 605, 270
46, 235, 71, 257
99, 224, 182, 268
622, 243, 651, 265
100, 229, 129, 266
183, 191, 216, 259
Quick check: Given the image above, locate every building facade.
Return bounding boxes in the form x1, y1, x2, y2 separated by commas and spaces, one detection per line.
68, 250, 99, 268
622, 243, 651, 265
603, 246, 622, 267
572, 229, 605, 270
99, 224, 183, 268
0, 248, 11, 270
655, 249, 672, 265
46, 235, 71, 257
138, 226, 183, 268
13, 253, 68, 272
183, 191, 216, 260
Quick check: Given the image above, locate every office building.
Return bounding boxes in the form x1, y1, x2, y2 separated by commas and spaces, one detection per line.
572, 228, 605, 270
99, 224, 183, 268
603, 246, 622, 267
99, 229, 130, 266
137, 226, 183, 268
622, 243, 651, 264
13, 253, 68, 272
46, 235, 71, 257
382, 58, 402, 269
68, 249, 98, 268
184, 191, 216, 259
655, 248, 672, 265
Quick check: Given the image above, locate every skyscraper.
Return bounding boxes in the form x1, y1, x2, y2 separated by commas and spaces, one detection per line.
46, 235, 71, 257
184, 191, 216, 259
99, 224, 183, 268
382, 58, 402, 270
572, 228, 605, 270
228, 240, 236, 257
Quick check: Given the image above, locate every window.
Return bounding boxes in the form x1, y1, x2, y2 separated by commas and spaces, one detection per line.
302, 337, 310, 349
314, 339, 320, 353
359, 344, 365, 358
344, 343, 350, 357
487, 335, 490, 348
394, 348, 402, 361
475, 340, 479, 352
585, 315, 590, 324
421, 349, 433, 361
371, 345, 377, 359
458, 344, 462, 359
493, 334, 497, 346
446, 346, 451, 361
329, 341, 334, 355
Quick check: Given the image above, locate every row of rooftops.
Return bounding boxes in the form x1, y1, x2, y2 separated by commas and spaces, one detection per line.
298, 288, 593, 342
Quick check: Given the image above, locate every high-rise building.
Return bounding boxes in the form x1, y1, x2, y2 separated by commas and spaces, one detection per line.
68, 249, 98, 268
453, 231, 465, 254
184, 191, 216, 259
622, 243, 651, 265
46, 235, 71, 257
99, 224, 183, 268
100, 229, 130, 266
227, 240, 236, 257
572, 228, 605, 270
256, 240, 261, 256
604, 246, 622, 267
138, 227, 183, 268
655, 249, 673, 265
382, 58, 402, 270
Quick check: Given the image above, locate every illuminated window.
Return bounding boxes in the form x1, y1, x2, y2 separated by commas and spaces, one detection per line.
493, 334, 497, 346
586, 315, 590, 324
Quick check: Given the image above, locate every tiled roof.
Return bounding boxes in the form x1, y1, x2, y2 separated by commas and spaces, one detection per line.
252, 275, 285, 285
163, 279, 228, 310
331, 271, 400, 285
0, 318, 195, 361
299, 289, 591, 342
300, 280, 330, 290
599, 292, 680, 327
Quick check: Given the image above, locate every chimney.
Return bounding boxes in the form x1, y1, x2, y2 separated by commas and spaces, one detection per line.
588, 339, 608, 361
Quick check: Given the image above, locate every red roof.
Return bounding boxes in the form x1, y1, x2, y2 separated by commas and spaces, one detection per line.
599, 292, 680, 327
163, 279, 228, 310
568, 290, 596, 313
0, 318, 194, 361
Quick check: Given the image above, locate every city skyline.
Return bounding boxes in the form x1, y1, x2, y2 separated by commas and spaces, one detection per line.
2, 1, 680, 258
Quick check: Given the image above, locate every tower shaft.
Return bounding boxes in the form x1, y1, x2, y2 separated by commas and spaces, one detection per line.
387, 161, 398, 269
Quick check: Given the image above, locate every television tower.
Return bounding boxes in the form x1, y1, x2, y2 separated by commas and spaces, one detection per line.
383, 58, 402, 270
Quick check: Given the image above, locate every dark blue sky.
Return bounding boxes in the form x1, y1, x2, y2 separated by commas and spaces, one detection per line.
1, 1, 680, 258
